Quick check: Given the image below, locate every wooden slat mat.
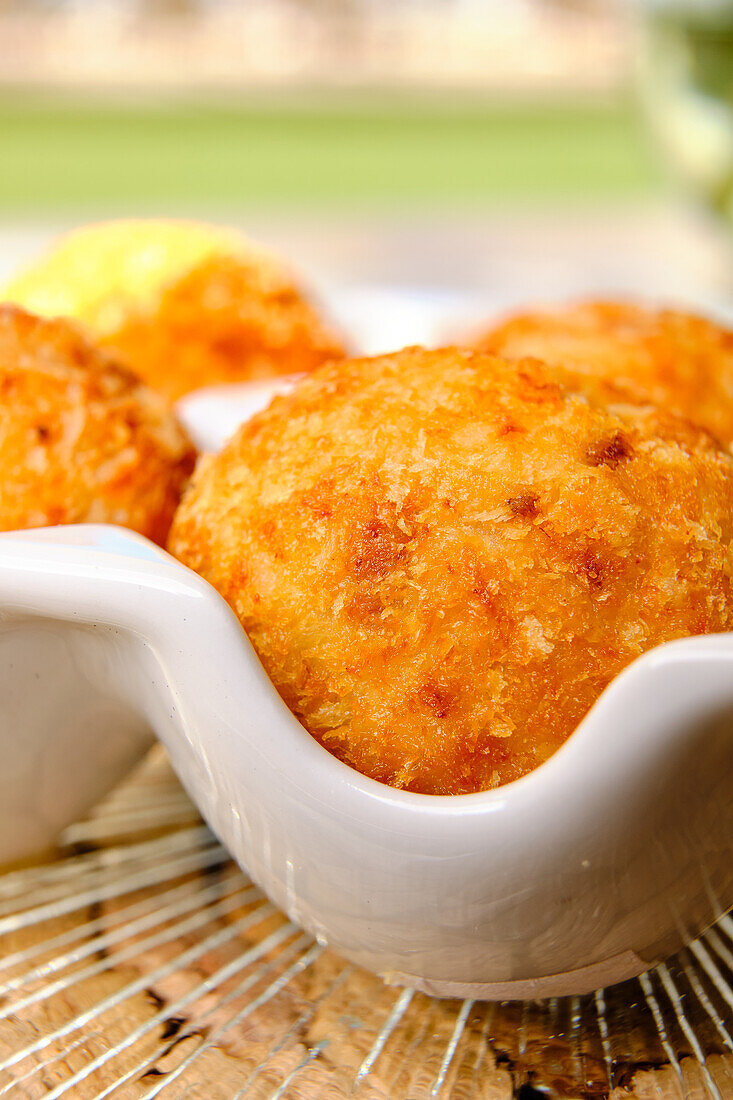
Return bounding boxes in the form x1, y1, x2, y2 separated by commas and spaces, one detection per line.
0, 748, 731, 1099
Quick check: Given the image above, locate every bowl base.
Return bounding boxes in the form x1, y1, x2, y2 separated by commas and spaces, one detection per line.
380, 949, 648, 1001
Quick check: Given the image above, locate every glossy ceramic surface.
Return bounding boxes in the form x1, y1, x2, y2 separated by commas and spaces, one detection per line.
0, 520, 731, 998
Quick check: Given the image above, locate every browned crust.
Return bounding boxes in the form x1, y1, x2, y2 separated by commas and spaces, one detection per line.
103, 254, 346, 401
169, 346, 733, 794
0, 304, 195, 544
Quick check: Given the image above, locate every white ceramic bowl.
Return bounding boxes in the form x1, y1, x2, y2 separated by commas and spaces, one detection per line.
0, 520, 732, 999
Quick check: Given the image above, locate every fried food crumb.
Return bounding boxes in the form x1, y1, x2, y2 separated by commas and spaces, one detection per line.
0, 305, 195, 543
169, 346, 733, 794
474, 300, 733, 448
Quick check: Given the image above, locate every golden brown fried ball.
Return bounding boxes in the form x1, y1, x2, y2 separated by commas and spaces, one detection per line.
475, 300, 733, 448
0, 305, 195, 543
4, 220, 346, 402
169, 347, 733, 795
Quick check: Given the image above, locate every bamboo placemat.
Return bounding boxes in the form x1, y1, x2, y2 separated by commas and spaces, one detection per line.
0, 747, 731, 1099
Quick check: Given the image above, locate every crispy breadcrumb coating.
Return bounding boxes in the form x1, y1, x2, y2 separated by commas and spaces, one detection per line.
169, 347, 733, 794
4, 220, 346, 402
104, 253, 346, 402
0, 305, 195, 543
475, 300, 733, 448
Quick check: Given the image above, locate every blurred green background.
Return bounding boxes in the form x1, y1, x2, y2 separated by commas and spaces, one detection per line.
0, 95, 656, 210
0, 0, 728, 305
0, 0, 661, 213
